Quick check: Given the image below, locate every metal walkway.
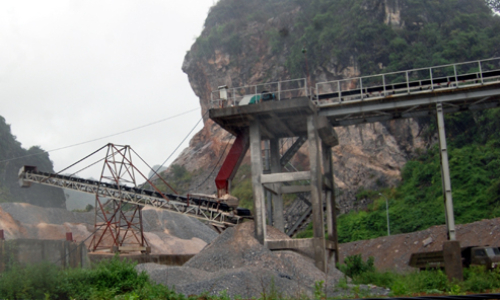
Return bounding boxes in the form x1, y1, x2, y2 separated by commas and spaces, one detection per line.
316, 57, 500, 126
211, 57, 500, 126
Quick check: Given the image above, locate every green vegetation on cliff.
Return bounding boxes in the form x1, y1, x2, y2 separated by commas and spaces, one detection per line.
283, 0, 500, 78
0, 116, 66, 208
194, 0, 500, 79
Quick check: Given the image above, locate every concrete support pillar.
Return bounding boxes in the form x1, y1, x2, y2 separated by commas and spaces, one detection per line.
436, 103, 456, 241
264, 140, 273, 226
322, 144, 339, 265
443, 240, 463, 281
270, 139, 284, 232
307, 115, 327, 272
250, 120, 267, 244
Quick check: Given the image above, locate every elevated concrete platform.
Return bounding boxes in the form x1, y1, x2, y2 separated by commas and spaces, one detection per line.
209, 96, 339, 272
209, 97, 317, 139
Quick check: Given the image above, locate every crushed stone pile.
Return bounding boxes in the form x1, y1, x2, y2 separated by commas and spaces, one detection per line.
141, 207, 217, 243
138, 222, 388, 299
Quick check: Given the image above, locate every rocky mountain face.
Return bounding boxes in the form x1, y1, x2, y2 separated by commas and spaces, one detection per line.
169, 0, 494, 212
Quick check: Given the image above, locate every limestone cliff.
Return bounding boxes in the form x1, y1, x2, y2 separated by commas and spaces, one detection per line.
170, 0, 494, 212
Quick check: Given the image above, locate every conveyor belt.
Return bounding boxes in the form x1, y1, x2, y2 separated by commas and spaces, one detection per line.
317, 70, 500, 101
19, 166, 251, 227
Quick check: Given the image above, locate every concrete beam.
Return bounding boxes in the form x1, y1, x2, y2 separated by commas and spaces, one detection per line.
443, 241, 463, 282
307, 114, 327, 272
210, 97, 316, 119
328, 100, 500, 127
267, 238, 336, 251
323, 143, 339, 265
270, 112, 295, 137
270, 139, 284, 232
317, 115, 339, 147
281, 185, 311, 194
263, 184, 279, 195
250, 120, 266, 245
260, 171, 311, 184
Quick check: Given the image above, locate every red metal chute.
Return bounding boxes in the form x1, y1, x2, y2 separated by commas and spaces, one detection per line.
215, 131, 249, 197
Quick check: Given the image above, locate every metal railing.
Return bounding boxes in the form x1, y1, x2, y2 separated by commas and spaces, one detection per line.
209, 57, 500, 110
210, 78, 308, 108
315, 57, 500, 105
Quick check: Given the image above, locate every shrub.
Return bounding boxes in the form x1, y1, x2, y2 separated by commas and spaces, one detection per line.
337, 254, 375, 279
0, 256, 186, 300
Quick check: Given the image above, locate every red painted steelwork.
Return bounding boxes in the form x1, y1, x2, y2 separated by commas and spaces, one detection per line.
66, 232, 73, 241
89, 144, 149, 253
215, 132, 249, 197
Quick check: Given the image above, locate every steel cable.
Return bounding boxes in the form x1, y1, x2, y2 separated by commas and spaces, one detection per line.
0, 107, 200, 165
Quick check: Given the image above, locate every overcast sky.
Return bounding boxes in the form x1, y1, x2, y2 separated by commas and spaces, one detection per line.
0, 1, 216, 181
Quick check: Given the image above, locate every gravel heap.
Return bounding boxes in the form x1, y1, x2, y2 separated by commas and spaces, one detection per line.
137, 222, 365, 299
141, 207, 218, 243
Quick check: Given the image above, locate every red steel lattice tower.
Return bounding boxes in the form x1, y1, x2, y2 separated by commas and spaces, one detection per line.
89, 144, 149, 253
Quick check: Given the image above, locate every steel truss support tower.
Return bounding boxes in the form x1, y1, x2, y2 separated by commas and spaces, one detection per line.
89, 144, 149, 253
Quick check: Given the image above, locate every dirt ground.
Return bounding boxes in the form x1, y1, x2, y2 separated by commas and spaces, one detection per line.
339, 217, 500, 272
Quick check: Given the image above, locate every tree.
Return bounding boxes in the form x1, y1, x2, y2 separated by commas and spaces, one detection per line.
485, 0, 500, 13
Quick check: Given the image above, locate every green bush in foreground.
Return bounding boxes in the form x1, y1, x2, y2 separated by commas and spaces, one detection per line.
337, 255, 500, 296
0, 257, 186, 300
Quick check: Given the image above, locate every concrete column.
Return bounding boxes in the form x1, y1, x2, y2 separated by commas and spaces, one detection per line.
322, 144, 339, 265
270, 139, 284, 232
307, 115, 327, 272
264, 140, 273, 226
436, 103, 456, 241
443, 240, 463, 281
250, 120, 267, 244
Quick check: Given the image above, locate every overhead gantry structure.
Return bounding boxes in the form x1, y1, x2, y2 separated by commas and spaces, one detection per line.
209, 57, 500, 272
